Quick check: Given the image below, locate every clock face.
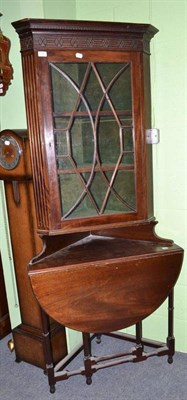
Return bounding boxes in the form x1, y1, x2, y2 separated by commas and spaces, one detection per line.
0, 135, 22, 170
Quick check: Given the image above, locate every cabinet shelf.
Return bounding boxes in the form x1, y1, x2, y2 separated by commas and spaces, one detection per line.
57, 163, 134, 175
53, 110, 132, 119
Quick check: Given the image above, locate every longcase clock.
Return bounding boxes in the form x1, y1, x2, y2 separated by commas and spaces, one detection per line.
0, 129, 67, 369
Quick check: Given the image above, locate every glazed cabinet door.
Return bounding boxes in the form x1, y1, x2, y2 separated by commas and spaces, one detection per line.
28, 50, 149, 234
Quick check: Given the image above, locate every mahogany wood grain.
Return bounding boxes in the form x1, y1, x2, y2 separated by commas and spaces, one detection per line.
12, 19, 158, 236
11, 19, 184, 392
12, 17, 184, 340
29, 236, 183, 333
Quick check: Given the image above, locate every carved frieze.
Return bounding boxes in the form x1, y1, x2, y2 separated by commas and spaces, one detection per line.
20, 33, 150, 53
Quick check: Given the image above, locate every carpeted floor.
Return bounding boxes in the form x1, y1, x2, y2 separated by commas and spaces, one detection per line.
0, 333, 187, 400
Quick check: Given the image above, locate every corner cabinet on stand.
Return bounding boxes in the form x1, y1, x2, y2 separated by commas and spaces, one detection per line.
12, 19, 183, 393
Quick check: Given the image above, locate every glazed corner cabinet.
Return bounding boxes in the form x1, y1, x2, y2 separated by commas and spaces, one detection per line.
11, 19, 183, 393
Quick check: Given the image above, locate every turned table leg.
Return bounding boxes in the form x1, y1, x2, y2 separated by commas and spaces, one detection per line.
41, 309, 56, 393
82, 332, 93, 385
135, 321, 144, 357
167, 289, 175, 364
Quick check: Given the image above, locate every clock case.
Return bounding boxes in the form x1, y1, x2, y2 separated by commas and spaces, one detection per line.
0, 129, 67, 369
12, 19, 183, 392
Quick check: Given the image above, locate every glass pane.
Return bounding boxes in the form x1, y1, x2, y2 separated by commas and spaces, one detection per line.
54, 118, 69, 130
55, 131, 68, 156
58, 63, 88, 87
109, 66, 132, 111
83, 69, 103, 111
113, 170, 136, 209
97, 116, 120, 164
97, 63, 132, 113
123, 127, 134, 151
88, 171, 109, 210
96, 63, 125, 87
59, 174, 84, 216
51, 66, 78, 113
71, 118, 95, 167
59, 174, 98, 218
57, 158, 73, 171
69, 196, 98, 218
50, 61, 136, 219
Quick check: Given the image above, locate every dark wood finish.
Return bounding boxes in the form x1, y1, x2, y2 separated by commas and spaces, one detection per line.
29, 236, 183, 333
0, 129, 67, 369
40, 298, 178, 394
12, 19, 158, 236
12, 19, 184, 393
0, 254, 11, 339
12, 19, 158, 53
